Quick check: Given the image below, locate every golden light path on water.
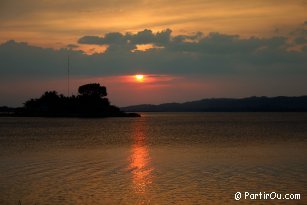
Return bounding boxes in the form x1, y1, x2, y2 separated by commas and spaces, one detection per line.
128, 119, 154, 202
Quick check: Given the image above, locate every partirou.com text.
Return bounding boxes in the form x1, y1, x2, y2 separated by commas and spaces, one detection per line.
234, 191, 301, 201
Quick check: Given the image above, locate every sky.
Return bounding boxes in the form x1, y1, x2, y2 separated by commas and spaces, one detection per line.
0, 0, 306, 107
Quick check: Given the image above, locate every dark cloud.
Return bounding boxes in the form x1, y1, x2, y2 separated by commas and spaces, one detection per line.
78, 30, 292, 55
129, 29, 156, 44
1, 28, 307, 81
294, 36, 307, 44
0, 40, 85, 78
78, 36, 105, 45
78, 29, 172, 46
66, 44, 79, 49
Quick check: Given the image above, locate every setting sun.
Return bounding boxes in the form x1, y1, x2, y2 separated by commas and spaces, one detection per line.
135, 74, 144, 82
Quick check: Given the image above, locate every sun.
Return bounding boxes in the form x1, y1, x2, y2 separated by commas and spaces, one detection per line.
135, 74, 144, 82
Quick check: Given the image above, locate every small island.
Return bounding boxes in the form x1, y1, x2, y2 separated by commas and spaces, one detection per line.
7, 83, 140, 117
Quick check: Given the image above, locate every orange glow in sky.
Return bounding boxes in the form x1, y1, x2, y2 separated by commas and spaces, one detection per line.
115, 74, 179, 86
1, 0, 305, 49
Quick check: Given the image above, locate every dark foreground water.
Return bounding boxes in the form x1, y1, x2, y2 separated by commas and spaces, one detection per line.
0, 113, 306, 205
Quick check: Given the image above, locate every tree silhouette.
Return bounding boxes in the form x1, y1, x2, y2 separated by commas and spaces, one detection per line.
21, 83, 140, 117
78, 83, 107, 98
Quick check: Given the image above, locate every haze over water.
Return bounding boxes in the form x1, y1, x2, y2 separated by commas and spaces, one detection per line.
0, 113, 306, 204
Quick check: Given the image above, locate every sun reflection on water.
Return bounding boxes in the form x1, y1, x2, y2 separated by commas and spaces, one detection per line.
128, 120, 154, 196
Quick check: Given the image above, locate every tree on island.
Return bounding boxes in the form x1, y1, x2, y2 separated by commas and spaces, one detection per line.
22, 83, 140, 117
78, 83, 107, 98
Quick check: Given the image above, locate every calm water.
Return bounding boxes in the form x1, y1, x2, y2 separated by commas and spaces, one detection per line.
0, 113, 306, 205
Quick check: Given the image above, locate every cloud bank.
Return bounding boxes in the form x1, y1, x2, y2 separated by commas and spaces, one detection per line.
1, 27, 306, 79
0, 26, 306, 106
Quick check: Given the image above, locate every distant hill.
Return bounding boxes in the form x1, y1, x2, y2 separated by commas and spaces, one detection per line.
121, 96, 307, 112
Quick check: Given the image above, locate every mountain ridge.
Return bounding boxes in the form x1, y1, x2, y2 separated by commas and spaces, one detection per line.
121, 96, 307, 112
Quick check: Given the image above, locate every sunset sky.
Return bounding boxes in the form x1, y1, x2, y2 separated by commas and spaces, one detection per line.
0, 0, 306, 106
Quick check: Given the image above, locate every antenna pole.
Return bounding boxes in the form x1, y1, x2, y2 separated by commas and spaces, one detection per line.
67, 55, 70, 97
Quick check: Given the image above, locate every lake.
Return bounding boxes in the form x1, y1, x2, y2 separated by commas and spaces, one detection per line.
0, 113, 306, 204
